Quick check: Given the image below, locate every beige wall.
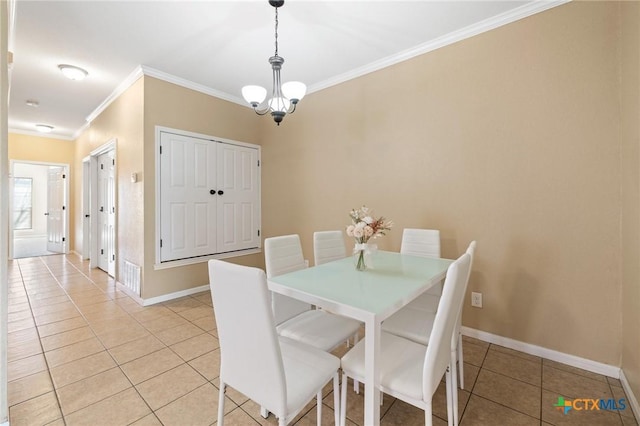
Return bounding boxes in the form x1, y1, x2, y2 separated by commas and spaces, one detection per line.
620, 0, 640, 403
9, 133, 76, 249
141, 77, 262, 299
73, 77, 145, 280
260, 1, 622, 365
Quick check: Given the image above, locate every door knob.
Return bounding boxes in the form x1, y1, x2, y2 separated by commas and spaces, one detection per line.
44, 212, 49, 216
210, 190, 216, 195
218, 190, 224, 195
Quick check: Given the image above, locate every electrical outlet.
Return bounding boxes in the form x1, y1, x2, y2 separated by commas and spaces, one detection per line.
471, 292, 483, 308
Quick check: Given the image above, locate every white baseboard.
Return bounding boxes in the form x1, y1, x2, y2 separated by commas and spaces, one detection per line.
141, 284, 210, 306
116, 279, 209, 307
461, 326, 620, 378
620, 369, 640, 421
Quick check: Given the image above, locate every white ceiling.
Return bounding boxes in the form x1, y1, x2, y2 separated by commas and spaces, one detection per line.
8, 0, 565, 139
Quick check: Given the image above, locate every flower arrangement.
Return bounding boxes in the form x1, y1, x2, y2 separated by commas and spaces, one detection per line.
346, 206, 393, 270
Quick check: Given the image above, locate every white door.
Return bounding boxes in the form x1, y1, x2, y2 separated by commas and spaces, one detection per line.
160, 132, 217, 262
97, 150, 116, 276
216, 143, 260, 253
46, 166, 66, 253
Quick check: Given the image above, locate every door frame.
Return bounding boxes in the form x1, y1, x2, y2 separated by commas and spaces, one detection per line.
8, 160, 70, 259
87, 139, 116, 271
81, 158, 90, 260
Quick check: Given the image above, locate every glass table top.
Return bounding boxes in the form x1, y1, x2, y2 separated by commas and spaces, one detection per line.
268, 250, 453, 319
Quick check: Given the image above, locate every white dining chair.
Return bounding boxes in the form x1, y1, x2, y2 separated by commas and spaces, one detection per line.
313, 230, 347, 266
265, 235, 361, 351
312, 230, 362, 393
208, 260, 340, 426
381, 241, 476, 425
401, 229, 443, 312
340, 251, 472, 426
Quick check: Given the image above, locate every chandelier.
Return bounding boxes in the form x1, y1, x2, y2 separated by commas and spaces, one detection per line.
241, 0, 306, 126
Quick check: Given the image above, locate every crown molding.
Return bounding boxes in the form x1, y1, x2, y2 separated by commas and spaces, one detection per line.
308, 0, 571, 94
82, 0, 569, 128
140, 65, 246, 107
85, 66, 144, 124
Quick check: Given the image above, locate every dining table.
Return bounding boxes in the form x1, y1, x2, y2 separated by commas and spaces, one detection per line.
267, 250, 453, 426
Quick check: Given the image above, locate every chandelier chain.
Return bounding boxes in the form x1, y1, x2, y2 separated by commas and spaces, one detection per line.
274, 6, 279, 56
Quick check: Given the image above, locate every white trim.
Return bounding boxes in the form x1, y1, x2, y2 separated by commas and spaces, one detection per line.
141, 66, 246, 107
8, 128, 73, 141
85, 66, 144, 124
308, 0, 570, 94
0, 421, 9, 426
141, 284, 210, 307
461, 326, 620, 378
71, 121, 90, 141
154, 248, 262, 270
620, 369, 640, 421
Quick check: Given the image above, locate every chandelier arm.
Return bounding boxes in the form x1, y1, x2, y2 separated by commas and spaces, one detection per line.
253, 105, 271, 115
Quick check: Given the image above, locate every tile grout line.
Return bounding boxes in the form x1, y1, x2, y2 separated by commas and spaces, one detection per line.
38, 255, 158, 424
13, 257, 67, 425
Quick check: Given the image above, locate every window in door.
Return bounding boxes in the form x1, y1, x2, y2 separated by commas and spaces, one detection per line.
13, 177, 33, 230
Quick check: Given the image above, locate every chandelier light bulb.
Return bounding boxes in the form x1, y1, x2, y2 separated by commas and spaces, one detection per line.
269, 97, 291, 113
242, 85, 267, 107
281, 81, 306, 104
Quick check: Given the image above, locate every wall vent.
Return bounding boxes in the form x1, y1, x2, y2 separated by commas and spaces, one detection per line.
122, 260, 141, 296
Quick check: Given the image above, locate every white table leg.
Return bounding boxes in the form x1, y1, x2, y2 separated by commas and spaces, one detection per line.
364, 317, 381, 426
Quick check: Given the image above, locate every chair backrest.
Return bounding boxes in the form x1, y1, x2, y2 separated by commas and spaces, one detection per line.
421, 252, 471, 400
313, 230, 347, 265
264, 235, 312, 324
208, 260, 287, 416
451, 241, 476, 350
400, 228, 441, 258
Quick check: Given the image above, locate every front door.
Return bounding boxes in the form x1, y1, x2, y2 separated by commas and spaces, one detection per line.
46, 166, 66, 253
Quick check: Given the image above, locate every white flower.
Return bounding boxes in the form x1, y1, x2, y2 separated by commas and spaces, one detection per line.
353, 227, 364, 238
355, 221, 366, 230
364, 225, 374, 237
346, 225, 355, 237
363, 216, 373, 225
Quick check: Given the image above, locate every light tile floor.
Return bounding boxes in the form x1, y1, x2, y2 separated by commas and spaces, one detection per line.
6, 254, 639, 426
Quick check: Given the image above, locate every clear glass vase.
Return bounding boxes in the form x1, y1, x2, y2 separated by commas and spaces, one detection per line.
354, 248, 367, 271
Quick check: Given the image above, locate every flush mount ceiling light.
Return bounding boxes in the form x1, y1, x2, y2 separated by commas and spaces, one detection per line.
26, 99, 39, 107
35, 124, 54, 133
58, 64, 88, 81
242, 0, 306, 126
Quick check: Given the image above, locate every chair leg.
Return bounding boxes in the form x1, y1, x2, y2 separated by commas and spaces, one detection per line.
457, 333, 464, 389
217, 380, 226, 426
445, 366, 454, 426
451, 351, 459, 426
260, 407, 270, 418
317, 391, 322, 425
333, 374, 340, 426
340, 372, 348, 426
425, 401, 433, 426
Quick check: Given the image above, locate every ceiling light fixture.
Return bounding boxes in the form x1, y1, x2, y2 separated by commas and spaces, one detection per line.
35, 124, 54, 133
58, 64, 88, 81
26, 99, 39, 107
241, 0, 306, 126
